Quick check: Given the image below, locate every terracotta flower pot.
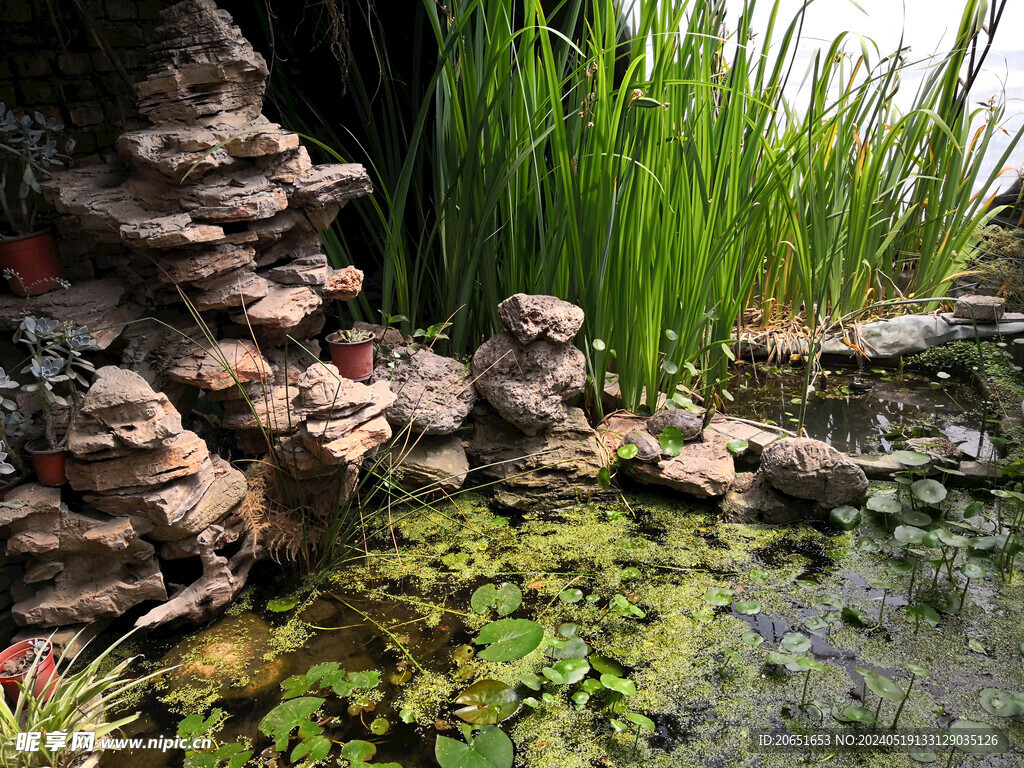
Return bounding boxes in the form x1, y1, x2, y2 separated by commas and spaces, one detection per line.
326, 332, 375, 382
0, 639, 59, 702
0, 230, 64, 297
27, 440, 68, 487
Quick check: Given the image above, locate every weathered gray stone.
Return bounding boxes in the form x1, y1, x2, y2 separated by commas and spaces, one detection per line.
466, 405, 608, 510
720, 472, 819, 524
954, 295, 1005, 323
389, 435, 469, 493
471, 333, 586, 436
378, 347, 476, 435
67, 431, 210, 492
68, 366, 183, 456
497, 293, 585, 345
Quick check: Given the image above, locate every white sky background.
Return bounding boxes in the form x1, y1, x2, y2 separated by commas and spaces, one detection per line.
635, 0, 1024, 193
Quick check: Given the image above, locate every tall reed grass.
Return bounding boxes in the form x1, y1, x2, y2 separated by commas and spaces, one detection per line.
336, 0, 1019, 412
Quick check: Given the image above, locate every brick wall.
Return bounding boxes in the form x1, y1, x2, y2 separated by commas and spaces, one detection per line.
0, 0, 165, 165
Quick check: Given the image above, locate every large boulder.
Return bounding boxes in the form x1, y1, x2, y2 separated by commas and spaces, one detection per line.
759, 438, 868, 507
471, 334, 585, 436
720, 472, 818, 525
378, 346, 476, 435
497, 293, 585, 345
627, 432, 736, 498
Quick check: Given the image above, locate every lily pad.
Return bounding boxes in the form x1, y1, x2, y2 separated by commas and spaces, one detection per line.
740, 631, 764, 647
589, 655, 625, 677
726, 439, 749, 455
704, 587, 734, 606
901, 662, 930, 678
475, 619, 544, 662
857, 669, 904, 703
658, 426, 686, 457
454, 680, 520, 724
901, 510, 933, 527
867, 495, 902, 515
905, 603, 941, 628
558, 589, 584, 604
947, 720, 1006, 754
600, 674, 637, 696
892, 450, 931, 467
435, 726, 513, 768
911, 479, 947, 505
894, 524, 928, 545
841, 705, 877, 724
733, 601, 761, 616
829, 505, 862, 531
979, 688, 1021, 718
780, 632, 811, 653
267, 597, 300, 613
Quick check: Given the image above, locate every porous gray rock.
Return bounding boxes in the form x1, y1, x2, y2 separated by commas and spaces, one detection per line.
720, 472, 819, 525
497, 293, 585, 345
954, 295, 1005, 323
759, 437, 868, 507
471, 333, 586, 436
378, 347, 476, 435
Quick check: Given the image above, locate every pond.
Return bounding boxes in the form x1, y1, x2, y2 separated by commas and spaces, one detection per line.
729, 366, 998, 460
98, 489, 1024, 768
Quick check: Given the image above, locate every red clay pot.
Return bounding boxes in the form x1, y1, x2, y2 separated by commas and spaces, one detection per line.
0, 230, 64, 297
27, 441, 68, 487
326, 332, 374, 382
0, 639, 59, 702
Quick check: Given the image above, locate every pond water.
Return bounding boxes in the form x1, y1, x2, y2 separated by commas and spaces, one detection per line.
98, 490, 1024, 768
728, 367, 998, 460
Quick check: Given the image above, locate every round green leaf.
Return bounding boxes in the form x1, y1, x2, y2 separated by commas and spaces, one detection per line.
892, 450, 930, 467
841, 705, 877, 724
592, 339, 606, 352
802, 616, 828, 632
617, 444, 639, 460
726, 439, 748, 455
897, 528, 929, 544
741, 631, 764, 647
589, 655, 625, 677
958, 563, 985, 581
829, 505, 862, 530
454, 679, 520, 724
867, 495, 901, 515
600, 674, 636, 696
624, 713, 655, 731
471, 585, 498, 614
901, 510, 933, 527
704, 587, 733, 606
267, 597, 300, 613
979, 688, 1021, 718
947, 720, 1006, 754
860, 670, 904, 703
908, 750, 938, 763
780, 632, 811, 653
912, 479, 947, 505
558, 589, 584, 604
475, 619, 545, 662
552, 658, 590, 686
370, 717, 390, 735
618, 567, 641, 581
494, 583, 523, 615
733, 600, 761, 615
901, 662, 929, 678
341, 740, 377, 762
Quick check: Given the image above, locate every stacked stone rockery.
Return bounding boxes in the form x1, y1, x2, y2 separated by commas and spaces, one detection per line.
41, 0, 369, 357
466, 294, 607, 509
1, 365, 258, 628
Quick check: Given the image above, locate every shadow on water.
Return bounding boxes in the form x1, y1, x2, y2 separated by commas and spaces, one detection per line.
729, 367, 997, 460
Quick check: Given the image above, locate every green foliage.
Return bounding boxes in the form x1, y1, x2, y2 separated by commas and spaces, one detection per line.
470, 583, 523, 616
474, 619, 545, 662
435, 726, 513, 768
335, 0, 1018, 411
0, 102, 69, 236
453, 680, 519, 725
0, 630, 167, 768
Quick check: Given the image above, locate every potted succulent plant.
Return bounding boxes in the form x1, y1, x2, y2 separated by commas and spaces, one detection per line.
325, 327, 375, 381
0, 638, 58, 701
15, 317, 96, 486
0, 102, 70, 297
0, 366, 29, 498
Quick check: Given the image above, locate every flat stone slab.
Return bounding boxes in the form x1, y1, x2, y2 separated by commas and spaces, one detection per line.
0, 278, 138, 350
846, 452, 904, 481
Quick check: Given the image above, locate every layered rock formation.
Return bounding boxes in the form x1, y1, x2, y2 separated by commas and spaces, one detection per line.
41, 0, 370, 370
4, 366, 258, 628
466, 295, 606, 509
